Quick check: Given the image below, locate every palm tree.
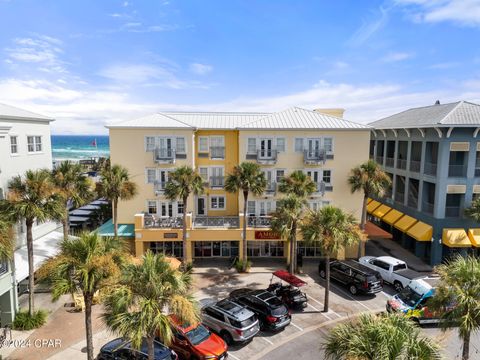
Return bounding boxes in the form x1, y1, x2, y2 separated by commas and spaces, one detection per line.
102, 251, 198, 360
164, 166, 204, 263
465, 197, 480, 222
323, 312, 442, 360
278, 170, 317, 197
96, 164, 138, 238
270, 194, 306, 274
348, 160, 391, 257
6, 169, 64, 316
37, 233, 126, 360
225, 162, 267, 271
51, 161, 93, 240
428, 255, 480, 360
0, 209, 14, 262
301, 206, 361, 312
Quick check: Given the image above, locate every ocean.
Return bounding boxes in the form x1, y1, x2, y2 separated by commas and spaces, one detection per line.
51, 135, 110, 161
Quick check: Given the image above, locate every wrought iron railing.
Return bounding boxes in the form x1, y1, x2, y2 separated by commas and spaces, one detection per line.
154, 148, 175, 163
304, 149, 326, 162
193, 216, 240, 228
247, 216, 271, 228
144, 215, 183, 228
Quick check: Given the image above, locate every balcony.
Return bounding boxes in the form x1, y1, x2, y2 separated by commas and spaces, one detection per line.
448, 164, 467, 177
445, 206, 461, 218
247, 216, 271, 228
424, 162, 437, 176
375, 156, 384, 165
193, 216, 240, 228
385, 157, 394, 168
395, 192, 405, 204
407, 195, 418, 209
265, 182, 277, 195
314, 181, 329, 195
422, 201, 434, 215
410, 160, 421, 173
210, 146, 225, 159
397, 159, 407, 170
144, 215, 183, 229
304, 149, 326, 165
154, 148, 175, 164
209, 176, 224, 188
256, 149, 278, 165
154, 180, 167, 195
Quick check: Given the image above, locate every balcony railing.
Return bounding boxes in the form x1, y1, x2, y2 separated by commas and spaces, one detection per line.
397, 159, 407, 170
265, 182, 277, 194
375, 156, 384, 165
395, 192, 405, 204
385, 157, 395, 168
194, 216, 240, 228
144, 215, 183, 228
445, 206, 461, 218
209, 176, 224, 188
424, 162, 437, 176
315, 181, 327, 194
422, 201, 434, 215
448, 164, 467, 177
410, 160, 421, 173
154, 181, 167, 195
407, 195, 418, 209
256, 149, 278, 164
210, 146, 225, 159
247, 216, 271, 228
154, 148, 175, 164
304, 149, 326, 164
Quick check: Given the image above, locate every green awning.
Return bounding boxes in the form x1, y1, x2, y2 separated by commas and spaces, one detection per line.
96, 219, 135, 238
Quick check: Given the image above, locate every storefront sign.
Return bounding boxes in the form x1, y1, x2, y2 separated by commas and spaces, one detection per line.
164, 233, 178, 239
255, 230, 280, 240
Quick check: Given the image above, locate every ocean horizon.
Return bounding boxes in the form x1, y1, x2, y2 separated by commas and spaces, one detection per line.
51, 135, 110, 161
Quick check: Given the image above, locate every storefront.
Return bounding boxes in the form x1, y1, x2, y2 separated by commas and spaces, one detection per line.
297, 242, 323, 257
193, 241, 239, 258
247, 241, 285, 257
150, 241, 184, 258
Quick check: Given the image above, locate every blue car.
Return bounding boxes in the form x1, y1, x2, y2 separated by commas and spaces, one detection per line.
97, 337, 177, 360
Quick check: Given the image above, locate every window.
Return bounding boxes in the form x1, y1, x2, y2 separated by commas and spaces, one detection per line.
146, 168, 156, 183
10, 136, 18, 154
176, 137, 186, 153
145, 136, 156, 151
147, 200, 157, 214
324, 137, 333, 153
177, 202, 184, 215
160, 202, 174, 217
247, 201, 256, 215
276, 170, 285, 183
276, 138, 285, 152
210, 196, 226, 210
204, 308, 224, 321
199, 167, 208, 181
247, 138, 256, 154
198, 137, 209, 152
295, 138, 304, 152
323, 170, 332, 184
27, 136, 42, 153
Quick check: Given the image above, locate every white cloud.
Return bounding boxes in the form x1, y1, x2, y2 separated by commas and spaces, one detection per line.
382, 52, 414, 62
349, 6, 390, 46
189, 63, 213, 75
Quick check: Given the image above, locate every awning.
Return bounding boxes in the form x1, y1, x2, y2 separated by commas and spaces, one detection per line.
272, 270, 307, 287
367, 198, 373, 204
78, 204, 100, 211
382, 209, 404, 225
364, 221, 393, 239
69, 209, 93, 216
367, 200, 381, 214
442, 229, 471, 248
372, 204, 392, 219
467, 229, 480, 247
69, 215, 90, 223
393, 215, 417, 232
96, 219, 135, 237
406, 221, 433, 241
14, 231, 63, 283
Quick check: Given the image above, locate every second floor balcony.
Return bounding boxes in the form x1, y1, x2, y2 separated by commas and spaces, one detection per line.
304, 149, 326, 165
154, 148, 176, 164
144, 215, 183, 229
247, 216, 271, 228
256, 149, 278, 165
193, 216, 240, 228
209, 176, 225, 188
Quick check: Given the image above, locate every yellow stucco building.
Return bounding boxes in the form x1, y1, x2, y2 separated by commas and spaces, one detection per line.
107, 107, 370, 263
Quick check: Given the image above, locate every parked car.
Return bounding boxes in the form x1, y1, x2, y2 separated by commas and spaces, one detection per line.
266, 270, 308, 309
97, 337, 177, 360
359, 256, 425, 291
318, 259, 383, 295
201, 299, 260, 345
168, 316, 228, 360
229, 289, 291, 332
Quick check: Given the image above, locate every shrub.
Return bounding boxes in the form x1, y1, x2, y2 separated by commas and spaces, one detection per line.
234, 259, 252, 273
180, 261, 194, 274
13, 309, 48, 330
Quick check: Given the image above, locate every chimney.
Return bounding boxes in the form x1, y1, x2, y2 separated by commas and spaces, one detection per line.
435, 100, 440, 105
314, 108, 345, 118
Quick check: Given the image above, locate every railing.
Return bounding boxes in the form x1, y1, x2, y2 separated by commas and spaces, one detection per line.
194, 216, 240, 228
144, 215, 183, 228
407, 195, 418, 209
210, 146, 225, 159
265, 182, 277, 194
209, 176, 224, 188
424, 162, 437, 176
397, 159, 407, 170
247, 216, 271, 228
422, 201, 434, 215
410, 160, 421, 172
448, 164, 467, 177
395, 192, 405, 204
385, 157, 394, 168
375, 156, 384, 164
315, 181, 326, 194
154, 148, 175, 163
257, 149, 278, 164
445, 206, 461, 218
154, 181, 167, 194
304, 149, 326, 164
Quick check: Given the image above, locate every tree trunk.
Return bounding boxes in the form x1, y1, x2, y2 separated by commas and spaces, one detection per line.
462, 330, 470, 360
292, 221, 298, 274
146, 335, 155, 360
26, 219, 35, 316
182, 195, 188, 264
324, 254, 330, 312
288, 232, 295, 274
113, 198, 118, 238
84, 293, 94, 360
357, 194, 368, 258
242, 191, 249, 271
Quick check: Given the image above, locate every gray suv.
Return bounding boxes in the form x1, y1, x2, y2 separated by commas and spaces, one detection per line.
201, 299, 260, 345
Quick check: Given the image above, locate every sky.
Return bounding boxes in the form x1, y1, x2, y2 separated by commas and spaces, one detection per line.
1, 0, 480, 134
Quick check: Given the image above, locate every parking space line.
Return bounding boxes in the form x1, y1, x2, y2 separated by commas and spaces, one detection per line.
380, 291, 391, 299
290, 322, 303, 331
308, 296, 324, 307
330, 284, 372, 311
228, 352, 241, 360
306, 302, 320, 312
307, 296, 341, 318
260, 336, 274, 345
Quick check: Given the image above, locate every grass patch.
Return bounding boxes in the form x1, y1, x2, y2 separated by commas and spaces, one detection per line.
13, 309, 48, 330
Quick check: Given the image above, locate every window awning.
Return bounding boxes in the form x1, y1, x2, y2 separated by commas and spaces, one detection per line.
364, 221, 393, 239
442, 229, 471, 248
367, 198, 373, 204
467, 229, 480, 247
367, 200, 381, 214
96, 219, 135, 238
382, 209, 404, 225
372, 204, 392, 219
406, 221, 433, 241
393, 215, 418, 232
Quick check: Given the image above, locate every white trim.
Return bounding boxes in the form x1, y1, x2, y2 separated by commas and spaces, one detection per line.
417, 128, 425, 138
391, 129, 398, 137
146, 199, 158, 215
144, 135, 156, 152
145, 167, 156, 184
403, 129, 410, 138
246, 137, 257, 154
196, 196, 207, 216
26, 134, 43, 153
474, 128, 480, 138
446, 127, 454, 138
198, 136, 209, 152
209, 195, 226, 211
434, 127, 443, 138
379, 129, 387, 137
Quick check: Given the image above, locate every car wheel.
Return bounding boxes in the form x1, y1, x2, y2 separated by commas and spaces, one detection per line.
319, 269, 326, 279
348, 284, 358, 295
220, 331, 234, 345
393, 281, 403, 292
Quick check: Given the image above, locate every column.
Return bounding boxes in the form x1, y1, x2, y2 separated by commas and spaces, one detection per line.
434, 141, 450, 218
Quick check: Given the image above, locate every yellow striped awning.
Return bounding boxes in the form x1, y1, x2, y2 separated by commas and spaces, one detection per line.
393, 215, 418, 232
367, 198, 373, 204
367, 200, 381, 214
467, 229, 480, 247
406, 221, 433, 242
372, 204, 392, 219
442, 229, 471, 248
382, 209, 404, 225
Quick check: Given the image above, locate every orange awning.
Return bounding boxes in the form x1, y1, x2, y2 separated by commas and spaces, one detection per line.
372, 204, 392, 219
364, 221, 393, 239
367, 200, 381, 214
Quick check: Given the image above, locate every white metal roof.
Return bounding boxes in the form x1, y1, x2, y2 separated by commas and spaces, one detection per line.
0, 103, 53, 121
161, 111, 268, 129
106, 113, 193, 129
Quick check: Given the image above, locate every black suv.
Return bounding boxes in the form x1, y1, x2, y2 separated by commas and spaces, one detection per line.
97, 337, 177, 360
319, 259, 383, 295
229, 289, 291, 331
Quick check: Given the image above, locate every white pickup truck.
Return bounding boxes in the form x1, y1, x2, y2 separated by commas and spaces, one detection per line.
359, 256, 425, 291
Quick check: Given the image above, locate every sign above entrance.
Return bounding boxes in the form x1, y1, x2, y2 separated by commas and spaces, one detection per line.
164, 233, 179, 239
255, 230, 280, 240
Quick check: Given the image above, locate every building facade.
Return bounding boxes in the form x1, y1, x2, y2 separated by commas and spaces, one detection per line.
0, 103, 60, 325
369, 101, 480, 265
108, 107, 370, 264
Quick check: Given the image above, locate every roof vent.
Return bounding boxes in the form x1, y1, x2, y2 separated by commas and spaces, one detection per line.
435, 100, 440, 105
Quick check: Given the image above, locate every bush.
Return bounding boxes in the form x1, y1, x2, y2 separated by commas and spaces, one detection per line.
180, 261, 194, 274
13, 309, 48, 330
234, 259, 252, 273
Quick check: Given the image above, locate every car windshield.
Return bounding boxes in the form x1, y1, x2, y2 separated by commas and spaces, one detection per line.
185, 324, 210, 345
397, 287, 422, 307
393, 263, 407, 271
